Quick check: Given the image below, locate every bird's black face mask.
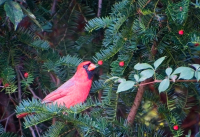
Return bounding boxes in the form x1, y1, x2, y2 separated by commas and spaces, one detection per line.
83, 63, 96, 80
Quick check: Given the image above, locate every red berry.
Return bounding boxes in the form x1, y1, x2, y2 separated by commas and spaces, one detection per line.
24, 72, 29, 78
180, 7, 183, 11
173, 125, 179, 130
98, 60, 103, 65
178, 30, 184, 35
195, 43, 199, 46
119, 61, 125, 67
4, 83, 9, 88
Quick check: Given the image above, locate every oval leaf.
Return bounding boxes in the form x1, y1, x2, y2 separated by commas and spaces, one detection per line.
139, 69, 154, 82
178, 68, 194, 80
166, 68, 172, 76
4, 1, 24, 30
158, 78, 170, 93
154, 56, 166, 70
117, 81, 135, 93
172, 67, 193, 75
139, 76, 148, 82
134, 63, 153, 70
134, 74, 139, 82
140, 69, 154, 78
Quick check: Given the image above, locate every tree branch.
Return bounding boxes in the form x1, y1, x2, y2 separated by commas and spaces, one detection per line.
127, 79, 152, 125
29, 127, 36, 137
138, 79, 200, 86
15, 66, 22, 102
0, 112, 15, 123
35, 125, 41, 137
127, 78, 200, 125
18, 119, 23, 136
97, 0, 102, 17
50, 0, 57, 15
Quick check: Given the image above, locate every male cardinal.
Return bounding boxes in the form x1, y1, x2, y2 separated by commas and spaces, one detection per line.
17, 61, 96, 118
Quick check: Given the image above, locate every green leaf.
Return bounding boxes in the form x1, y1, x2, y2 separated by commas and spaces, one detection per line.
158, 78, 170, 93
4, 1, 24, 30
179, 69, 194, 80
0, 0, 6, 5
191, 64, 200, 70
173, 67, 194, 79
165, 67, 172, 76
153, 56, 166, 70
134, 74, 139, 82
134, 63, 153, 70
21, 6, 43, 31
117, 81, 135, 93
117, 78, 126, 83
139, 69, 154, 82
172, 67, 190, 74
195, 131, 200, 137
185, 130, 191, 137
195, 71, 200, 82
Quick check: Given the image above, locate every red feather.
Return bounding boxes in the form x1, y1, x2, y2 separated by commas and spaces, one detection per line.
17, 61, 96, 118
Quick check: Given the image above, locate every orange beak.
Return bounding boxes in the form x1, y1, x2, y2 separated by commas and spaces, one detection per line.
88, 63, 97, 71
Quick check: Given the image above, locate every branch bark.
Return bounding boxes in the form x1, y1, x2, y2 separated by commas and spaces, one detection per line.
29, 127, 36, 137
127, 78, 200, 125
50, 0, 57, 15
138, 79, 200, 86
127, 79, 152, 125
97, 0, 102, 17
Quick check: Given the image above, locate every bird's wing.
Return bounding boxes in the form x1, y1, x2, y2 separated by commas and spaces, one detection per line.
42, 78, 75, 103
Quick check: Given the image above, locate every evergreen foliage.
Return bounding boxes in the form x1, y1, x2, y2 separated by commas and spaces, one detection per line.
0, 0, 200, 136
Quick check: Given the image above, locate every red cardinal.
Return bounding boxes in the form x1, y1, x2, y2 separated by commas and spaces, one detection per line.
17, 61, 96, 118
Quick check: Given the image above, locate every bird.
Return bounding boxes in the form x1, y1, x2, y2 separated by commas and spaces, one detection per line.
17, 61, 97, 118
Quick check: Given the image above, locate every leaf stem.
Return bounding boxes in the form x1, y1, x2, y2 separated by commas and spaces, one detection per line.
138, 79, 199, 86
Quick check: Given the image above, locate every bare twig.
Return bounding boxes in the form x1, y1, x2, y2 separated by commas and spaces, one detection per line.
9, 95, 17, 106
138, 79, 200, 87
127, 78, 200, 125
0, 112, 15, 123
127, 79, 151, 125
15, 66, 22, 102
29, 127, 36, 137
35, 125, 41, 137
77, 3, 88, 22
127, 25, 159, 126
0, 100, 10, 120
18, 119, 23, 135
97, 0, 102, 17
15, 66, 23, 135
50, 0, 57, 15
0, 112, 15, 132
58, 0, 77, 46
